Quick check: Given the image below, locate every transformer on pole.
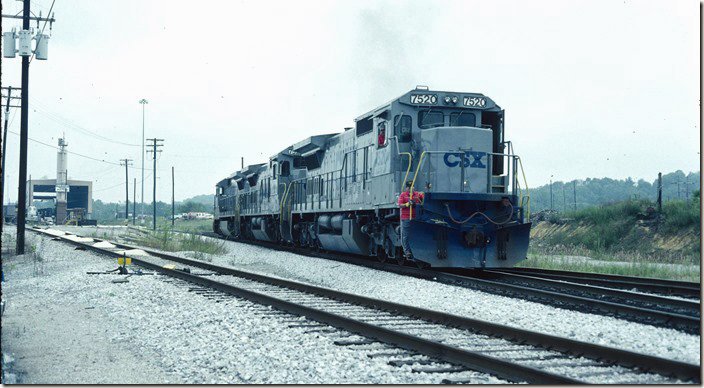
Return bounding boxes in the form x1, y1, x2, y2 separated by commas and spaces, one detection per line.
2, 0, 56, 254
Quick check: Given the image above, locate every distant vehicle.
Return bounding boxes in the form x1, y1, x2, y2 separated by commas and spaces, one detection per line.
185, 212, 213, 220
213, 87, 531, 269
27, 206, 40, 223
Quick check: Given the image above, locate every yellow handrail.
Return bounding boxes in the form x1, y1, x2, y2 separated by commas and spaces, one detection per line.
399, 152, 413, 194
407, 151, 430, 219
516, 156, 531, 220
279, 182, 293, 227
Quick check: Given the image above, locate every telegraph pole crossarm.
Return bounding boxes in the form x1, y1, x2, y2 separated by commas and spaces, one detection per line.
1, 14, 55, 23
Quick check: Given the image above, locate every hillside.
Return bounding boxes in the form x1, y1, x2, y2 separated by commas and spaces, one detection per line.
525, 197, 700, 281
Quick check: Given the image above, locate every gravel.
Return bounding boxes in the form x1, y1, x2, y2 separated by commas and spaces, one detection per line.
2, 226, 699, 384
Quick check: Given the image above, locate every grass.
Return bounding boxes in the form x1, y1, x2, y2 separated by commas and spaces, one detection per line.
520, 252, 700, 283
133, 227, 227, 258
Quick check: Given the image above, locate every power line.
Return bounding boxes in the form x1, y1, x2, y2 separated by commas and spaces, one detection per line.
28, 0, 55, 64
93, 170, 153, 192
29, 97, 141, 147
7, 128, 124, 166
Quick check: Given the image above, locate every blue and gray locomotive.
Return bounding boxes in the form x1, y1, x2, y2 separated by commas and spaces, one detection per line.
214, 87, 531, 268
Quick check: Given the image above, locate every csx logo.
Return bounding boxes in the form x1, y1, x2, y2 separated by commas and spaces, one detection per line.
443, 151, 486, 168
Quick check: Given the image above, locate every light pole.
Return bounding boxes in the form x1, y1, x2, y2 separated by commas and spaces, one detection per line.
139, 99, 148, 223
549, 175, 553, 211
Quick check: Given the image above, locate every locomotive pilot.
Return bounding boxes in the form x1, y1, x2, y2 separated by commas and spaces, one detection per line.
398, 181, 424, 259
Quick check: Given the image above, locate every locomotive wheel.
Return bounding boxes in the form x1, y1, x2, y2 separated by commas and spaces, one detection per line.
376, 251, 387, 263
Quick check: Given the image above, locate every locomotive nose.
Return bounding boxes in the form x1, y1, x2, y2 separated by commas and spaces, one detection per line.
415, 126, 493, 194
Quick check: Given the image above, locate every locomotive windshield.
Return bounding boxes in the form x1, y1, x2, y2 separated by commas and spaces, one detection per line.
450, 111, 476, 127
418, 110, 444, 129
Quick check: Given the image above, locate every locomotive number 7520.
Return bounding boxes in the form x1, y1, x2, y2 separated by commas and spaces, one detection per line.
410, 94, 438, 105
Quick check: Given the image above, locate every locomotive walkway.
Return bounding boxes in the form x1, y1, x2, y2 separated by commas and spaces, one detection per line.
28, 227, 701, 384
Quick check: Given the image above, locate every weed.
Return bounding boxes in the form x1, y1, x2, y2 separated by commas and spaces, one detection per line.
133, 228, 227, 258
520, 253, 700, 282
29, 239, 46, 276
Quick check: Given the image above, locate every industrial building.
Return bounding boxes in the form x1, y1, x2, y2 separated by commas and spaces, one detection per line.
22, 137, 94, 224
26, 178, 93, 222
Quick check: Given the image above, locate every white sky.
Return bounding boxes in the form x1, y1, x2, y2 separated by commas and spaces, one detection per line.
1, 0, 700, 204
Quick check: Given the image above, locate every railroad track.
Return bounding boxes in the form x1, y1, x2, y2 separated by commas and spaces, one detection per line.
495, 267, 700, 298
445, 268, 700, 333
30, 227, 700, 384
194, 231, 700, 334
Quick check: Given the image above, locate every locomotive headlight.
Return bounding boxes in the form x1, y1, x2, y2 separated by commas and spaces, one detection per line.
443, 96, 451, 104
451, 96, 458, 104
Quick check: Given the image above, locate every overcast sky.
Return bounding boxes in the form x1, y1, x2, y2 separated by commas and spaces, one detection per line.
1, 0, 700, 205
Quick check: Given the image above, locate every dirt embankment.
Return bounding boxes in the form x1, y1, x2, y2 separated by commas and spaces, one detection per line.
530, 221, 700, 255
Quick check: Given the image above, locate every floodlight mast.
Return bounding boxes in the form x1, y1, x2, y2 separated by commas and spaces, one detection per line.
139, 99, 148, 223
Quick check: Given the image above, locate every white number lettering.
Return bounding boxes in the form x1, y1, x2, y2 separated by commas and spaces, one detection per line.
411, 94, 438, 105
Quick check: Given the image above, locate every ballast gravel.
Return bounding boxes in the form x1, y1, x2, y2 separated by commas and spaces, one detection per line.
2, 226, 700, 384
2, 230, 506, 384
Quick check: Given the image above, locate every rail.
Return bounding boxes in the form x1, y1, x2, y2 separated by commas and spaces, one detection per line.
30, 227, 701, 384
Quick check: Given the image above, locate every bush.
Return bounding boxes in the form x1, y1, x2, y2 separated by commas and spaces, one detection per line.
662, 200, 700, 230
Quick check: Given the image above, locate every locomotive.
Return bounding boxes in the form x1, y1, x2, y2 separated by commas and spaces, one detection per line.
214, 86, 531, 268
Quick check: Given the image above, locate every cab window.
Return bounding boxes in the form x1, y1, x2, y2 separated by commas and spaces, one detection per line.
450, 112, 477, 127
418, 111, 444, 129
394, 115, 412, 142
280, 161, 290, 177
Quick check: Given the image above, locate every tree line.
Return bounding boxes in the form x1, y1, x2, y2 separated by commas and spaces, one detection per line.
527, 170, 700, 213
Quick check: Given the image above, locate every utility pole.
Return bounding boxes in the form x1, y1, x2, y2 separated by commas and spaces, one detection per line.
668, 177, 683, 200
562, 184, 566, 213
1, 86, 20, 237
139, 99, 148, 222
120, 159, 132, 219
171, 166, 175, 228
16, 0, 31, 254
3, 0, 56, 254
549, 176, 553, 211
146, 138, 163, 230
684, 177, 690, 200
132, 177, 136, 225
657, 172, 662, 213
573, 181, 577, 212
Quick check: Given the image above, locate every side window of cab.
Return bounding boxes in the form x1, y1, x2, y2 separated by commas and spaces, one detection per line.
394, 115, 412, 143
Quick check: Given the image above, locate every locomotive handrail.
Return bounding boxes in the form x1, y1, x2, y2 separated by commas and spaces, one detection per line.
279, 181, 293, 227
388, 135, 414, 195
516, 156, 531, 220
410, 149, 526, 201
285, 142, 414, 212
